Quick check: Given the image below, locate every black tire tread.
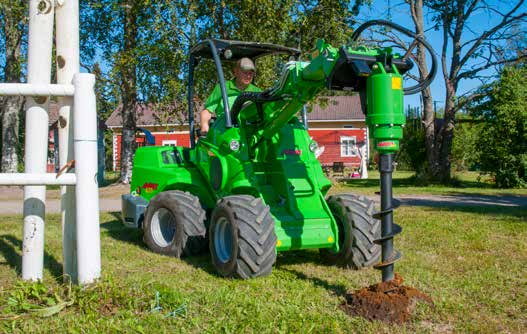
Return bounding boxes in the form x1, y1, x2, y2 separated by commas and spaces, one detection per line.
211, 195, 277, 279
143, 190, 206, 257
321, 193, 380, 269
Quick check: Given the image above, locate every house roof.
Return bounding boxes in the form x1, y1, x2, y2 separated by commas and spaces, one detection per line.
49, 101, 106, 130
106, 103, 193, 128
307, 95, 365, 121
105, 95, 365, 128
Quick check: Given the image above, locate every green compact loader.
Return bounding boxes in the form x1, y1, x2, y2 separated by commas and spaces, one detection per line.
122, 20, 437, 281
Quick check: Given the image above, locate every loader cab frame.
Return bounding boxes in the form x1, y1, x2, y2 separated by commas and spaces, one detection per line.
187, 39, 301, 148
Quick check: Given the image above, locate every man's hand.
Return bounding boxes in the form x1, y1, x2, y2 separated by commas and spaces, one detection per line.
200, 109, 213, 133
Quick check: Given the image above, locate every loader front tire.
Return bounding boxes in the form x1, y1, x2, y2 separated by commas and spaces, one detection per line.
143, 191, 206, 257
209, 195, 277, 279
320, 194, 380, 269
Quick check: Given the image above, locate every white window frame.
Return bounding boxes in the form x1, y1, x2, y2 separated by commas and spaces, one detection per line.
340, 136, 357, 157
162, 140, 177, 147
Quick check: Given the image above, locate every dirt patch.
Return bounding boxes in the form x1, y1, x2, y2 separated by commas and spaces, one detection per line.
341, 273, 433, 324
97, 297, 120, 316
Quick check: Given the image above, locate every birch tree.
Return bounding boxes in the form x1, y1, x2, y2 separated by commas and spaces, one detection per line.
0, 1, 26, 173
426, 0, 527, 182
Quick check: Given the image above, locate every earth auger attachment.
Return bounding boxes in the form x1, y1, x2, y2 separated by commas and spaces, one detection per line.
350, 20, 437, 282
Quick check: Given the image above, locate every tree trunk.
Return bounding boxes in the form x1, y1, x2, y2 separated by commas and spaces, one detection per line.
1, 97, 22, 172
408, 0, 437, 178
119, 2, 139, 183
1, 3, 25, 173
437, 83, 457, 183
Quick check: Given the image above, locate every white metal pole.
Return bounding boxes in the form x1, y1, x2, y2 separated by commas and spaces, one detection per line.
0, 83, 74, 96
56, 0, 80, 283
22, 0, 55, 281
0, 173, 76, 185
73, 73, 101, 284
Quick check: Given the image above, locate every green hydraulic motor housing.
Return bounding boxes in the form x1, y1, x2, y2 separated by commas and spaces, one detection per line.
366, 61, 405, 154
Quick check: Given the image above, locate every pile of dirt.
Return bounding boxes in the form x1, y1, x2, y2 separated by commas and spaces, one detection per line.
341, 273, 433, 324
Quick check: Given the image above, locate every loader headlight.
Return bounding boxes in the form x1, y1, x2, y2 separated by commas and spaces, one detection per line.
309, 140, 318, 152
229, 140, 240, 152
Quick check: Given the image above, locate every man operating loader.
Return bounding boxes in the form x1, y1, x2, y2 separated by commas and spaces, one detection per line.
200, 57, 262, 134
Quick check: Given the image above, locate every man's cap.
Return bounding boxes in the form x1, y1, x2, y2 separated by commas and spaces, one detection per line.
238, 57, 255, 71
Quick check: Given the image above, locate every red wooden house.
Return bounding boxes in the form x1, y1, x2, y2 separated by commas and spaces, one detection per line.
47, 103, 60, 172
106, 95, 368, 172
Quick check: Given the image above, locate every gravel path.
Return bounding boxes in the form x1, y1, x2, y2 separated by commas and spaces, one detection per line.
0, 186, 525, 215
0, 185, 128, 215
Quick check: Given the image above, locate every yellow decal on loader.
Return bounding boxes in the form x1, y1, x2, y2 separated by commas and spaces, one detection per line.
392, 77, 402, 90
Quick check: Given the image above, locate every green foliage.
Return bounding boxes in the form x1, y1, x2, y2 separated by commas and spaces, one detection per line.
1, 281, 74, 319
81, 0, 371, 114
451, 117, 482, 171
472, 66, 527, 188
397, 117, 426, 172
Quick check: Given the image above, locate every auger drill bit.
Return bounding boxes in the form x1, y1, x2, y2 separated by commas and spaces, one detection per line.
373, 153, 402, 281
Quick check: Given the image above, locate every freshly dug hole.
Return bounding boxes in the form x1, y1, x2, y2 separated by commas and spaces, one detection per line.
341, 273, 433, 324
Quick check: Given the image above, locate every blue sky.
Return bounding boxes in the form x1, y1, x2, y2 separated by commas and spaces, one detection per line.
358, 0, 527, 110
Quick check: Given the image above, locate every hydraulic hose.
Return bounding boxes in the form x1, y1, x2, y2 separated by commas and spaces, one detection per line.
351, 19, 437, 95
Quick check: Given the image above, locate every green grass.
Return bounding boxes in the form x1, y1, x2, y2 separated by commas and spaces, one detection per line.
1, 203, 526, 333
101, 171, 121, 187
332, 170, 527, 196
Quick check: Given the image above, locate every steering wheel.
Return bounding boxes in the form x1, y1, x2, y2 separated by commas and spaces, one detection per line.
350, 19, 437, 95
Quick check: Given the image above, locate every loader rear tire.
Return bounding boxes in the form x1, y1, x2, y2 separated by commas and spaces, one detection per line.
320, 194, 380, 269
209, 195, 277, 279
143, 191, 206, 257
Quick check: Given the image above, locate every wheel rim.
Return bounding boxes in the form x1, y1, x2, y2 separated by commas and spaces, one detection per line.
214, 217, 233, 263
151, 208, 176, 248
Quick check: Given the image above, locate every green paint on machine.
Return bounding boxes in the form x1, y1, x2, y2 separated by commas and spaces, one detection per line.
124, 21, 436, 279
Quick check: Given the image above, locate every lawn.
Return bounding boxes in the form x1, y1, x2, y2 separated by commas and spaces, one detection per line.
331, 170, 527, 196
1, 201, 525, 333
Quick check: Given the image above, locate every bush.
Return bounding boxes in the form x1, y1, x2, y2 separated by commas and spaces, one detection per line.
472, 66, 527, 188
396, 118, 426, 172
451, 119, 482, 171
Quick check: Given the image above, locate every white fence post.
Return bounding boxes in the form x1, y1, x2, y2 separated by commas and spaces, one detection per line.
56, 0, 80, 283
22, 0, 55, 281
73, 73, 101, 284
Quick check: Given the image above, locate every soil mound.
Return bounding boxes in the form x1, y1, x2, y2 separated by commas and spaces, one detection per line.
341, 273, 433, 324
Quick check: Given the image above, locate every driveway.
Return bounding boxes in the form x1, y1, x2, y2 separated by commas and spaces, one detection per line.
0, 184, 128, 215
0, 185, 525, 215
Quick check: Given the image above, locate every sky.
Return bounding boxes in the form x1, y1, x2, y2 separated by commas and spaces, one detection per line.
357, 0, 527, 111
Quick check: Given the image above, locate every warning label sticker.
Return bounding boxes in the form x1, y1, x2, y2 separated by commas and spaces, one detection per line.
392, 77, 402, 90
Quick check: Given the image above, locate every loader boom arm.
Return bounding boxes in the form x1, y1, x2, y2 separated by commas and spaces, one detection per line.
230, 39, 412, 146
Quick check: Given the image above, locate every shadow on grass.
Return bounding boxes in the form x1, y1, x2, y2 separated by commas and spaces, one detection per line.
276, 250, 321, 266
181, 253, 217, 276
100, 217, 143, 246
101, 213, 218, 276
400, 198, 527, 219
0, 235, 63, 283
277, 267, 348, 297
